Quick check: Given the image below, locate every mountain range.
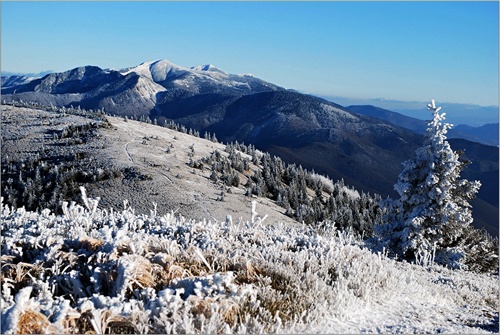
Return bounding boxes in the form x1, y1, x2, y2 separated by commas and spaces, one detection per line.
1, 59, 498, 234
346, 104, 498, 147
327, 95, 499, 127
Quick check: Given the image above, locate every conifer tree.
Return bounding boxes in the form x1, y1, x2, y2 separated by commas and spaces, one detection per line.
378, 100, 483, 269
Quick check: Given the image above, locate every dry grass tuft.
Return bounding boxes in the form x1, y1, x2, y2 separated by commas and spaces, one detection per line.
56, 311, 91, 334
54, 250, 80, 264
16, 309, 54, 334
90, 309, 136, 334
72, 311, 99, 334
2, 262, 41, 291
105, 316, 137, 334
231, 259, 263, 284
116, 244, 131, 256
150, 262, 170, 290
150, 253, 195, 287
179, 247, 213, 277
165, 263, 193, 284
257, 288, 294, 323
189, 296, 213, 319
189, 296, 240, 328
151, 253, 175, 268
127, 256, 155, 290
78, 237, 104, 251
218, 298, 240, 327
1, 254, 17, 264
251, 265, 310, 323
116, 255, 158, 296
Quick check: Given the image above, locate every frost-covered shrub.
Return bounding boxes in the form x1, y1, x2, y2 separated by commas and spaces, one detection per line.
309, 173, 335, 193
1, 189, 498, 334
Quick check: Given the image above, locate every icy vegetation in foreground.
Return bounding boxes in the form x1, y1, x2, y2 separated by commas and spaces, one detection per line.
1, 189, 498, 334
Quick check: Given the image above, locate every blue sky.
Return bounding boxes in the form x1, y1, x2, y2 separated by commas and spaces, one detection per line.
1, 1, 498, 107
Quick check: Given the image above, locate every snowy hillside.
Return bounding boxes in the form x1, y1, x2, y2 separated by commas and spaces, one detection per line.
1, 103, 316, 227
1, 102, 498, 334
0, 75, 36, 89
1, 191, 498, 334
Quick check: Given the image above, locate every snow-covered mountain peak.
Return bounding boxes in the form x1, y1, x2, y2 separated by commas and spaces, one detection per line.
191, 64, 227, 74
115, 59, 282, 93
148, 59, 188, 82
120, 59, 189, 83
120, 61, 153, 78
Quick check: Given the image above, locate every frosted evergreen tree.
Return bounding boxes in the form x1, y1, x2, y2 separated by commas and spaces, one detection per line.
378, 99, 483, 269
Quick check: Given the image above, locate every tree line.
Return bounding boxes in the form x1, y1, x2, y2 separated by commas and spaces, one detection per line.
193, 141, 384, 237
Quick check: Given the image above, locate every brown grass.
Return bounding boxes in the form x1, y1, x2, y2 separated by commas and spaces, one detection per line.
239, 264, 310, 325
184, 263, 205, 277
105, 316, 137, 334
189, 296, 213, 319
218, 299, 240, 327
188, 295, 241, 329
124, 256, 155, 291
231, 259, 264, 284
16, 309, 54, 334
151, 253, 175, 268
116, 244, 131, 256
186, 287, 242, 329
54, 250, 80, 264
91, 309, 136, 334
165, 263, 193, 284
71, 311, 98, 334
150, 253, 195, 285
1, 262, 41, 291
78, 237, 104, 251
1, 254, 17, 264
66, 318, 84, 334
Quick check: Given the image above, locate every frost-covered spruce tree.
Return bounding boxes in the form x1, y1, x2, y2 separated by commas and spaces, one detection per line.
379, 99, 482, 269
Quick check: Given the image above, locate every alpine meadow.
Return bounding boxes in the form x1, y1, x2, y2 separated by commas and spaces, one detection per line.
0, 60, 500, 334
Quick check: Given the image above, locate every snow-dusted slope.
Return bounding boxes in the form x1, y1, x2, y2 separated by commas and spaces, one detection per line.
1, 104, 498, 335
0, 104, 298, 224
1, 61, 497, 236
1, 58, 281, 111
0, 75, 36, 89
